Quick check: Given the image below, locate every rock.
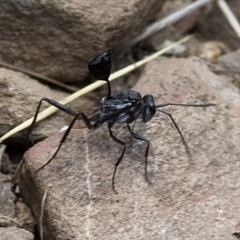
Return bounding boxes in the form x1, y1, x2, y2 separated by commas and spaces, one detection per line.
19, 57, 240, 239
15, 201, 35, 233
0, 227, 34, 240
233, 221, 240, 237
219, 48, 240, 89
0, 0, 166, 83
0, 173, 15, 220
220, 48, 240, 75
0, 152, 12, 175
0, 145, 12, 174
199, 41, 228, 63
197, 1, 240, 50
0, 68, 68, 144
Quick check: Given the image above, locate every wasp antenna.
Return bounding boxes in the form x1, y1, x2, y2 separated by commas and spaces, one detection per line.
156, 103, 216, 108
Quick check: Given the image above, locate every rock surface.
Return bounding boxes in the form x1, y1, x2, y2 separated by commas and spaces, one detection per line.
219, 48, 240, 89
220, 48, 240, 75
20, 57, 240, 239
197, 0, 240, 50
0, 173, 34, 240
0, 173, 15, 220
0, 227, 34, 240
15, 201, 35, 233
0, 68, 68, 143
0, 0, 165, 83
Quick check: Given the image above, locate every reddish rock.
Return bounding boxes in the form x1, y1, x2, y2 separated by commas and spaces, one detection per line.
20, 57, 240, 239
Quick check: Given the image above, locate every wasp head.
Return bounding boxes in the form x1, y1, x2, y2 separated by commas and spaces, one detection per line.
142, 94, 156, 123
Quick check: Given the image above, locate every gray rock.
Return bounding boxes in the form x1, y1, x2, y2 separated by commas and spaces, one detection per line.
0, 68, 68, 143
0, 227, 34, 240
19, 57, 240, 239
15, 201, 35, 233
220, 48, 240, 75
0, 173, 15, 220
0, 0, 165, 83
197, 1, 240, 50
218, 48, 240, 89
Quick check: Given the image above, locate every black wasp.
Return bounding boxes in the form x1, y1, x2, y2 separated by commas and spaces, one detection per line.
27, 50, 215, 193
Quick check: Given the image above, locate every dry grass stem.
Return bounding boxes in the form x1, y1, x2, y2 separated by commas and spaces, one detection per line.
218, 0, 240, 38
40, 185, 49, 240
0, 61, 78, 93
0, 35, 193, 143
0, 144, 6, 170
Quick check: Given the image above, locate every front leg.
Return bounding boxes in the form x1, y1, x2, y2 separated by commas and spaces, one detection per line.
26, 97, 95, 172
26, 97, 77, 148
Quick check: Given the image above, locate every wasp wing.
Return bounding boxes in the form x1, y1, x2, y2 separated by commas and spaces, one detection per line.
64, 92, 104, 129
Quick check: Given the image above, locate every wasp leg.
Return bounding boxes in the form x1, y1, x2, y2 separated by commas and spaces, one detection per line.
26, 97, 77, 148
108, 122, 126, 194
157, 109, 192, 159
26, 97, 94, 172
127, 124, 150, 183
